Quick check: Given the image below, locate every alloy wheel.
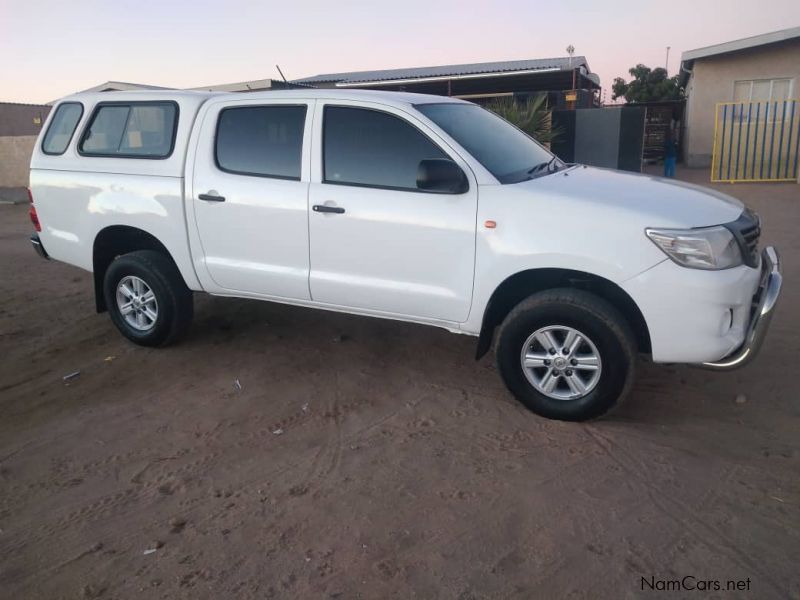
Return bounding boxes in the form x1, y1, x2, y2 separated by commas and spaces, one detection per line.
520, 325, 602, 400
116, 275, 158, 331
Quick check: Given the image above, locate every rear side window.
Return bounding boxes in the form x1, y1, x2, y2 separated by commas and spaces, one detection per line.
79, 102, 177, 158
42, 102, 83, 155
323, 106, 448, 190
215, 105, 307, 180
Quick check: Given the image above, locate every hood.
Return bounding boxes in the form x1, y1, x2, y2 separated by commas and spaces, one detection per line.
518, 166, 744, 228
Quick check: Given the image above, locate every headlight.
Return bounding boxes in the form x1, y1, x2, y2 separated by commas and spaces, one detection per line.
645, 226, 743, 270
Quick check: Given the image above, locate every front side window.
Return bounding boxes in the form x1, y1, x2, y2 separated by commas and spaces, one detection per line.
323, 106, 449, 190
80, 102, 177, 158
416, 102, 559, 184
215, 105, 307, 179
42, 102, 83, 155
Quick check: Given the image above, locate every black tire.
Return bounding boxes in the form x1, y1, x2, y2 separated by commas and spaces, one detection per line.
103, 250, 193, 347
495, 288, 636, 421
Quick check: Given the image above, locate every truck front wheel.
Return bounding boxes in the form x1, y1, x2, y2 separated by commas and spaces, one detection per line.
495, 288, 636, 421
103, 250, 193, 347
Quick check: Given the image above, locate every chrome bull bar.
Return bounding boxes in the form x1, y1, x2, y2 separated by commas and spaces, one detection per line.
701, 246, 782, 370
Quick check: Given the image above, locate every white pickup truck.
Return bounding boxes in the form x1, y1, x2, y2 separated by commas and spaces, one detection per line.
29, 89, 782, 421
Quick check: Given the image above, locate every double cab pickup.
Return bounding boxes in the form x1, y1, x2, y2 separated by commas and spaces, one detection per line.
29, 89, 782, 420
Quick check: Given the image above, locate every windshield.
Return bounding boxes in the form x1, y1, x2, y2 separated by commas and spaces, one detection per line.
416, 102, 563, 184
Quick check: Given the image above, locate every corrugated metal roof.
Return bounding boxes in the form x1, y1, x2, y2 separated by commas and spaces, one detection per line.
293, 56, 589, 84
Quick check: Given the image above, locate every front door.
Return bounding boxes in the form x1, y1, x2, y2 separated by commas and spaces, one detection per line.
308, 103, 477, 322
192, 99, 313, 299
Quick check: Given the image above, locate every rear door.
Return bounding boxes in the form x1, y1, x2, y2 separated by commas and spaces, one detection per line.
191, 98, 313, 299
308, 102, 478, 322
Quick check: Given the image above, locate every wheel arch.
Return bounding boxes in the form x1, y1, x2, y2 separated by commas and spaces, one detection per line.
475, 268, 651, 359
92, 226, 184, 313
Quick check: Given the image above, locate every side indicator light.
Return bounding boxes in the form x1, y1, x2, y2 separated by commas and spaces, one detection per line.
484, 220, 497, 229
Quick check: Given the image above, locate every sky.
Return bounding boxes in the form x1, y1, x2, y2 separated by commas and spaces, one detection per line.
1, 0, 799, 104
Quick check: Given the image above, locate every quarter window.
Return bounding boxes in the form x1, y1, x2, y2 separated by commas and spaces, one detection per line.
215, 105, 307, 179
80, 102, 177, 158
323, 106, 448, 190
42, 102, 83, 155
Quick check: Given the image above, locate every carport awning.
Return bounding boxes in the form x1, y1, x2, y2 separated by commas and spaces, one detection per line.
328, 71, 599, 97
292, 56, 600, 95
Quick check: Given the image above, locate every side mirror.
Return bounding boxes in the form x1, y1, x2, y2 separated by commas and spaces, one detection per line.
416, 159, 468, 194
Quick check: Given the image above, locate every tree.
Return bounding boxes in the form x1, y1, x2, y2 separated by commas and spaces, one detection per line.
485, 94, 561, 144
611, 64, 683, 103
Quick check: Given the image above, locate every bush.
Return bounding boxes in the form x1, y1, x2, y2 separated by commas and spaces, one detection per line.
486, 95, 560, 144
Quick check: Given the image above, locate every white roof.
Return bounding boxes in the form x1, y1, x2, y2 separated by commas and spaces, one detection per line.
57, 88, 468, 108
59, 89, 217, 104
681, 26, 800, 62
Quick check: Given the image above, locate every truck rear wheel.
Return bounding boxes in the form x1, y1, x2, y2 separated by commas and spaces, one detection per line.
495, 288, 636, 421
103, 250, 193, 347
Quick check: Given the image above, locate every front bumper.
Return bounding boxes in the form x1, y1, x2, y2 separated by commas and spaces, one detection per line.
31, 232, 49, 259
701, 246, 782, 370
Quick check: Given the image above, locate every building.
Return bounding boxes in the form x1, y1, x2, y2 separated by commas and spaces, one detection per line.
292, 57, 601, 109
680, 27, 800, 168
0, 102, 51, 199
189, 79, 298, 92
73, 81, 175, 94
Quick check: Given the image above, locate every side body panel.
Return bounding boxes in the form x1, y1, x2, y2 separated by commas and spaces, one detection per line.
186, 97, 315, 299
463, 167, 760, 363
462, 173, 670, 335
29, 92, 211, 291
622, 259, 760, 362
29, 170, 200, 290
307, 100, 479, 322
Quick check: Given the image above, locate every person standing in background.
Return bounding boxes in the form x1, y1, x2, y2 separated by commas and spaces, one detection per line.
663, 126, 677, 178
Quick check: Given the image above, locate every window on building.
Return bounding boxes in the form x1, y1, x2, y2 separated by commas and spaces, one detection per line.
732, 78, 795, 123
215, 105, 307, 179
733, 78, 793, 103
42, 102, 83, 155
323, 106, 449, 190
80, 102, 177, 158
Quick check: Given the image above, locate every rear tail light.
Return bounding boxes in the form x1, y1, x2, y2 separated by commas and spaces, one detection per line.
28, 188, 41, 232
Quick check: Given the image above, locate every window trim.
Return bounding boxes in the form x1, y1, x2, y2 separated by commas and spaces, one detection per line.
321, 104, 468, 194
41, 102, 84, 156
213, 103, 307, 181
77, 100, 180, 159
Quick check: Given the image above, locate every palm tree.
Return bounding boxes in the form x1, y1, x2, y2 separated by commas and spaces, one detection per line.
486, 95, 560, 145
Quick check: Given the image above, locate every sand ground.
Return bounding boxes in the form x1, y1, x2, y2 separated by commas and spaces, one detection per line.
1, 168, 798, 599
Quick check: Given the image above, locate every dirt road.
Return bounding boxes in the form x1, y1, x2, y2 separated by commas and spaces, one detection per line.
1, 173, 798, 598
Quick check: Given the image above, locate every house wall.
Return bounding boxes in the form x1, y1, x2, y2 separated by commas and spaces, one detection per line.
0, 103, 51, 189
0, 136, 39, 188
684, 38, 800, 167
